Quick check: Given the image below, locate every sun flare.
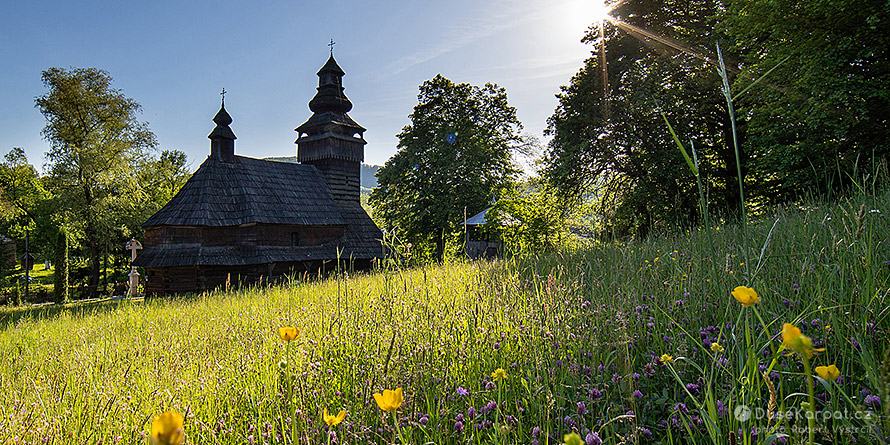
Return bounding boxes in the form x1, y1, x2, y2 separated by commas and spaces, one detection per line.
587, 0, 614, 24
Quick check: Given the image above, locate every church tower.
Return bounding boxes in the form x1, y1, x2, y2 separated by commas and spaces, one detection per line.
296, 55, 366, 203
208, 95, 236, 163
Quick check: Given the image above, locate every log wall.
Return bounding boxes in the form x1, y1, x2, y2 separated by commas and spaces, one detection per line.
145, 224, 345, 247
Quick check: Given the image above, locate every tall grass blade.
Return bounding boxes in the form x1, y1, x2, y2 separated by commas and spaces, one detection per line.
732, 55, 790, 102
661, 111, 698, 177
716, 41, 750, 277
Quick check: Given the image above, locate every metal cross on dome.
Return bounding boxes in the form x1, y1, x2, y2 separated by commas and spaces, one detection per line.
328, 39, 336, 55
220, 87, 227, 106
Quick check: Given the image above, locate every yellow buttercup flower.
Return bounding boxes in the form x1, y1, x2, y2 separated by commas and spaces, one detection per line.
278, 326, 299, 341
710, 342, 724, 353
731, 286, 759, 307
815, 364, 840, 381
149, 410, 185, 445
660, 354, 674, 363
563, 432, 583, 445
373, 387, 404, 412
491, 368, 507, 381
782, 323, 822, 358
323, 408, 347, 427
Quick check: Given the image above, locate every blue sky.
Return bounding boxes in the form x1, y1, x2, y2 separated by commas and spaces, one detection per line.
1, 0, 597, 171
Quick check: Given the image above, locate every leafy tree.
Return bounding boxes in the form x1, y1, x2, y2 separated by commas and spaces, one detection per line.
0, 148, 54, 252
370, 75, 522, 259
36, 67, 157, 297
138, 150, 189, 209
543, 0, 746, 237
485, 180, 567, 255
724, 0, 890, 199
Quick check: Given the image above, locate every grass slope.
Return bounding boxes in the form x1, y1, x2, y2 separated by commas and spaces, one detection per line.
0, 190, 888, 444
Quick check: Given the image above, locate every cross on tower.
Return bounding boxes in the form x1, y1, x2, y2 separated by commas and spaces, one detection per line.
220, 87, 227, 106
328, 39, 336, 55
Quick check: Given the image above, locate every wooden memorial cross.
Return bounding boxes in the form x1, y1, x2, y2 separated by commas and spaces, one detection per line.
126, 239, 142, 297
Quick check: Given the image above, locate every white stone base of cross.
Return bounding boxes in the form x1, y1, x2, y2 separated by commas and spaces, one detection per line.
128, 268, 140, 297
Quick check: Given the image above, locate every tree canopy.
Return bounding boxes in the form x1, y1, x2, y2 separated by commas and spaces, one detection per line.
370, 74, 523, 258
20, 67, 190, 299
542, 0, 889, 238
0, 148, 55, 254
544, 0, 741, 237
725, 0, 890, 199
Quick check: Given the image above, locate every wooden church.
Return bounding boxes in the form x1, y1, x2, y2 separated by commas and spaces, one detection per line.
133, 55, 383, 295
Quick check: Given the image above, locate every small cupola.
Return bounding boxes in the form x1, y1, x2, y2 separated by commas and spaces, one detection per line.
308, 55, 353, 114
208, 93, 236, 163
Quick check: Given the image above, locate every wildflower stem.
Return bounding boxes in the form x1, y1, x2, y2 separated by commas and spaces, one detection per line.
391, 410, 403, 444
751, 307, 778, 355
744, 309, 754, 388
287, 341, 297, 445
496, 378, 503, 443
802, 356, 817, 445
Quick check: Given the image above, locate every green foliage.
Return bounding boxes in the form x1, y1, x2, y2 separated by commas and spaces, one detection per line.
36, 67, 157, 296
34, 67, 189, 298
370, 74, 522, 259
485, 181, 567, 255
12, 280, 20, 306
724, 0, 890, 201
543, 0, 743, 238
0, 148, 55, 253
544, 0, 889, 238
54, 228, 69, 304
131, 149, 189, 232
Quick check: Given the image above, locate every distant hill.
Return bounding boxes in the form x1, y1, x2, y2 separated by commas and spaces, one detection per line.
265, 156, 380, 194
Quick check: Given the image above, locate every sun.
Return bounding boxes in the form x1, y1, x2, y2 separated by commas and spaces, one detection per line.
587, 0, 615, 25
562, 0, 618, 37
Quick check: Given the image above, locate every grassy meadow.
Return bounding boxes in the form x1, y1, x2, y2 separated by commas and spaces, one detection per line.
1, 189, 888, 444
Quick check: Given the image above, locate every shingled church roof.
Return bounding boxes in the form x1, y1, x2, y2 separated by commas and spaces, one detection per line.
134, 55, 383, 274
142, 155, 343, 227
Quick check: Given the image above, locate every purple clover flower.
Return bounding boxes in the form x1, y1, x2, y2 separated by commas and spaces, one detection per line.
577, 401, 588, 415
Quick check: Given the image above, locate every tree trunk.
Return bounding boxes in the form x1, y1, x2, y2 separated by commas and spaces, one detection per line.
88, 240, 100, 299
436, 230, 446, 263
